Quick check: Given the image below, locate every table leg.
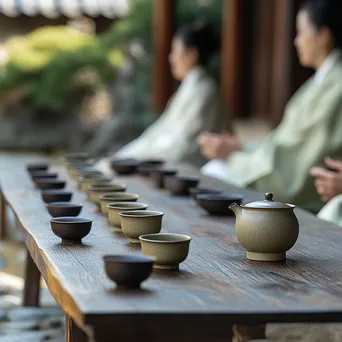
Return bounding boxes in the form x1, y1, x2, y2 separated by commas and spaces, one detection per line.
23, 249, 41, 307
233, 324, 266, 341
0, 191, 7, 240
66, 315, 89, 342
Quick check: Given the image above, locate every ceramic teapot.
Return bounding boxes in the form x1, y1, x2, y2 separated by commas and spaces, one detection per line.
229, 193, 299, 262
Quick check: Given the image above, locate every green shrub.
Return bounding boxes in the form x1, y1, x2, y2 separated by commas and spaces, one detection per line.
0, 0, 222, 116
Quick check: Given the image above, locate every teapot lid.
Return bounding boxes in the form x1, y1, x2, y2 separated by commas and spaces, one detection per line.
242, 193, 295, 209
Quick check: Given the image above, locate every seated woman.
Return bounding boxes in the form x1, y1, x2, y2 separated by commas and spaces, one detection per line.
198, 0, 342, 213
310, 157, 342, 225
99, 21, 231, 169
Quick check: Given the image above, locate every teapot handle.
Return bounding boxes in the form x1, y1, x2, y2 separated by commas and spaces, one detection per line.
265, 193, 274, 201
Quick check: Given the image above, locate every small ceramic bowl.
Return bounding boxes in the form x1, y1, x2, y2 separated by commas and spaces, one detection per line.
189, 187, 224, 200
74, 169, 103, 183
164, 175, 200, 196
100, 193, 139, 214
79, 176, 113, 193
197, 193, 244, 215
103, 254, 155, 289
139, 233, 191, 270
110, 159, 139, 175
89, 183, 127, 205
68, 162, 96, 179
150, 168, 178, 188
107, 202, 149, 231
46, 202, 83, 217
65, 152, 89, 163
36, 178, 66, 190
84, 181, 114, 196
27, 163, 49, 173
66, 159, 96, 171
137, 160, 165, 177
31, 171, 58, 183
50, 217, 92, 243
70, 168, 98, 181
137, 165, 158, 177
78, 169, 103, 177
120, 211, 164, 244
139, 159, 165, 168
41, 190, 73, 203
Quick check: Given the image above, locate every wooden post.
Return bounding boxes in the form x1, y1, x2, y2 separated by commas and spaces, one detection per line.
152, 0, 174, 113
233, 324, 266, 342
0, 190, 7, 240
23, 249, 41, 307
270, 0, 296, 126
269, 0, 312, 126
250, 0, 276, 121
220, 0, 253, 119
66, 315, 89, 342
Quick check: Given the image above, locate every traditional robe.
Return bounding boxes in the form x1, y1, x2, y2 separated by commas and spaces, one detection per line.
317, 195, 342, 226
112, 66, 231, 168
205, 50, 342, 213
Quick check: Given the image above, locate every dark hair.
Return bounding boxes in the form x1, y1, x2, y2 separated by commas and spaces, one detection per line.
300, 0, 342, 48
174, 20, 220, 65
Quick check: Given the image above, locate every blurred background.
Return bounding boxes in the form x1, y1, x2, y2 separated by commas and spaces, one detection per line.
0, 1, 329, 340
0, 0, 311, 155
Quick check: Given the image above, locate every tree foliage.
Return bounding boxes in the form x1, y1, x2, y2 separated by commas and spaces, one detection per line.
0, 0, 222, 116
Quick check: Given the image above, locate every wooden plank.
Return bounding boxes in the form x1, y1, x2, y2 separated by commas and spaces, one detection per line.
23, 248, 41, 307
152, 0, 173, 113
1, 153, 342, 336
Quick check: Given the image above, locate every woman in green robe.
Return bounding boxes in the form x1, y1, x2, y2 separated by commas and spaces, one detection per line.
198, 0, 342, 213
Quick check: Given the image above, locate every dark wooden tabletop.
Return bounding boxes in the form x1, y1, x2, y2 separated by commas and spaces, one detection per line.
1, 153, 342, 334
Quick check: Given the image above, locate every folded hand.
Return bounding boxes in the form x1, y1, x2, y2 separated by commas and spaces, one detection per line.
310, 157, 342, 201
197, 131, 241, 160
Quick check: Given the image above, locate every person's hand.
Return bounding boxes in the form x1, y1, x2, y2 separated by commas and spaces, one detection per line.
197, 131, 241, 160
310, 157, 342, 201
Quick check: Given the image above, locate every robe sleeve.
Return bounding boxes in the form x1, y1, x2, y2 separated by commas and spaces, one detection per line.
228, 91, 342, 212
161, 82, 228, 166
114, 95, 176, 159
317, 194, 342, 227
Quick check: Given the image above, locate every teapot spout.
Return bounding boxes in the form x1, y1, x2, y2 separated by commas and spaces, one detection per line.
229, 203, 242, 218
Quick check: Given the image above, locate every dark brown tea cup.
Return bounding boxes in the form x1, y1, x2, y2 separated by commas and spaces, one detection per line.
197, 193, 244, 216
41, 190, 73, 203
103, 254, 155, 289
50, 217, 92, 243
36, 179, 66, 190
150, 168, 178, 188
47, 202, 83, 217
27, 163, 49, 173
164, 175, 200, 196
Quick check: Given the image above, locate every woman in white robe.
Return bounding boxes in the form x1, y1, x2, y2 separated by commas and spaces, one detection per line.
198, 0, 342, 213
99, 21, 231, 169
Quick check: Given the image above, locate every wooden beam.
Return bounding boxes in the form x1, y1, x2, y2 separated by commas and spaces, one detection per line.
152, 0, 174, 113
221, 0, 253, 118
250, 0, 276, 121
269, 0, 312, 126
270, 0, 296, 126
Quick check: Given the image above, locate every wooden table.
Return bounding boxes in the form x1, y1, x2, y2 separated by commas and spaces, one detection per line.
1, 153, 342, 342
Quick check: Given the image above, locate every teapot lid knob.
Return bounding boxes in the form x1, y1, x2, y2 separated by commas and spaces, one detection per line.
265, 193, 274, 201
